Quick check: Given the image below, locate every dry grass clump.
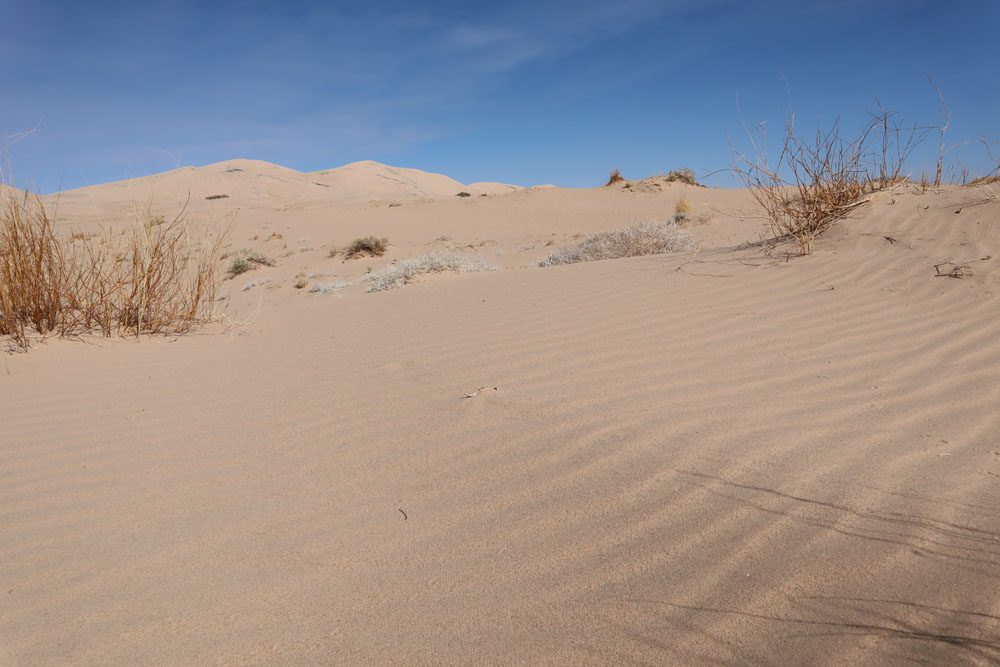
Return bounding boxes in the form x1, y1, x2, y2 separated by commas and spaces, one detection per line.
226, 248, 274, 276
344, 236, 388, 258
538, 220, 693, 267
731, 105, 927, 254
674, 196, 691, 217
1, 191, 225, 349
663, 168, 698, 185
365, 251, 497, 292
605, 168, 625, 186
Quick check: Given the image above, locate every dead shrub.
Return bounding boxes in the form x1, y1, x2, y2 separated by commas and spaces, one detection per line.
605, 168, 625, 186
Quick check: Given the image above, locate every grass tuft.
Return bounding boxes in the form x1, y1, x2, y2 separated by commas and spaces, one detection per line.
344, 236, 388, 259
675, 196, 691, 217
226, 249, 274, 276
605, 168, 625, 186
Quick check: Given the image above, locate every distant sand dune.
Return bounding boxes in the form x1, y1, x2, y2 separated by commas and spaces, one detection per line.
40, 159, 521, 217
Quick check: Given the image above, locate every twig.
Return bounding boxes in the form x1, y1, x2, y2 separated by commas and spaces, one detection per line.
934, 261, 974, 279
463, 386, 497, 399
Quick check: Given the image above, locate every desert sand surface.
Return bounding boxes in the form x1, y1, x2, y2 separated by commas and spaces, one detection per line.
3, 170, 1000, 664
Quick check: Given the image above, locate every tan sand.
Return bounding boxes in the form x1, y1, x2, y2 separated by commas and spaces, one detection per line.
2, 171, 1000, 664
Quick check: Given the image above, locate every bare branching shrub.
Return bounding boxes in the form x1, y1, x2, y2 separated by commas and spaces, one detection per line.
0, 192, 226, 349
344, 236, 388, 258
731, 104, 928, 254
226, 249, 274, 276
365, 251, 497, 292
538, 220, 693, 267
606, 168, 625, 186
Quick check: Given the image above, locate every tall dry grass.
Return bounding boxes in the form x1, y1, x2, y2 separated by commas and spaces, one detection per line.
0, 191, 226, 349
731, 105, 928, 254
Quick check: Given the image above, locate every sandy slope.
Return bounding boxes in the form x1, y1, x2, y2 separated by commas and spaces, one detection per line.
2, 180, 1000, 664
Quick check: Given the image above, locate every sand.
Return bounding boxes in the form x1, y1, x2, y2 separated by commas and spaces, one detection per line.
2, 166, 1000, 664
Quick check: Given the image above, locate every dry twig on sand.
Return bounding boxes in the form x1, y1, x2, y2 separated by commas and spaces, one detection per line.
462, 386, 497, 399
933, 256, 991, 279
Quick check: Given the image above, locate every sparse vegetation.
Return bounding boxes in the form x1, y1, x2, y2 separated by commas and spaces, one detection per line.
308, 278, 351, 294
1, 191, 225, 349
663, 168, 698, 185
456, 191, 472, 197
205, 194, 229, 200
731, 103, 927, 254
606, 168, 625, 186
226, 248, 274, 276
365, 251, 497, 292
538, 220, 693, 267
344, 236, 388, 258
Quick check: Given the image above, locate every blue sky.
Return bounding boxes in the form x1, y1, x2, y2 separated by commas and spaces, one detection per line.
2, 0, 998, 193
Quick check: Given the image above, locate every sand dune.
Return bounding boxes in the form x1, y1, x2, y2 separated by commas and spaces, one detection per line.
3, 180, 1000, 664
40, 159, 521, 224
309, 160, 511, 199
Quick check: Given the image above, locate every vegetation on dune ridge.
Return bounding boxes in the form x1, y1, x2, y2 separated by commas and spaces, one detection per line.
662, 168, 698, 185
0, 191, 226, 350
605, 168, 625, 186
